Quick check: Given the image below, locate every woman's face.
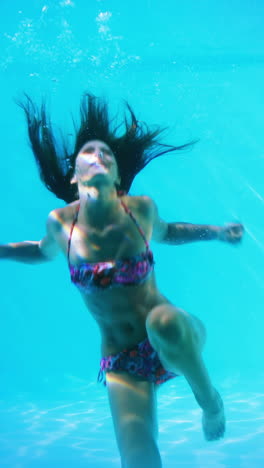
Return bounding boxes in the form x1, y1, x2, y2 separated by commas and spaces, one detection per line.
73, 140, 120, 188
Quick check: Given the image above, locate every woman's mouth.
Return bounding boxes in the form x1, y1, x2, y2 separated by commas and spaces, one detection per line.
90, 161, 105, 168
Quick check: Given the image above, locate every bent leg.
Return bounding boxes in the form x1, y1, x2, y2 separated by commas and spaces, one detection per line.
146, 305, 225, 441
106, 372, 162, 468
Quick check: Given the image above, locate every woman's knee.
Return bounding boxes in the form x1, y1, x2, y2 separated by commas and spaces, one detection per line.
118, 414, 159, 466
118, 415, 155, 448
146, 305, 186, 344
146, 305, 206, 352
117, 417, 160, 466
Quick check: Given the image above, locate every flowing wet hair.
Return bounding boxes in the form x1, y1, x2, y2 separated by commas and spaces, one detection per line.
17, 93, 195, 203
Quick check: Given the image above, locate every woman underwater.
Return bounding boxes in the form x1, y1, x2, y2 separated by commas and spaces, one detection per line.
1, 94, 243, 468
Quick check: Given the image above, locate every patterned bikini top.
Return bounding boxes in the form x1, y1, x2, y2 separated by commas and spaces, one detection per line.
67, 200, 155, 293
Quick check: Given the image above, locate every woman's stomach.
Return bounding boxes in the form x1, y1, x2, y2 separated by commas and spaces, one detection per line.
81, 275, 171, 354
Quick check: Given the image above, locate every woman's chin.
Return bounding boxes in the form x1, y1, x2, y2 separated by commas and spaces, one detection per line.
81, 170, 108, 184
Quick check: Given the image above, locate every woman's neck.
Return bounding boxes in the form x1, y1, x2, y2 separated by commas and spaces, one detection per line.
78, 185, 123, 229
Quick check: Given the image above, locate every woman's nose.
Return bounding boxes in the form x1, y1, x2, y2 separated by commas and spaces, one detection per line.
98, 150, 104, 160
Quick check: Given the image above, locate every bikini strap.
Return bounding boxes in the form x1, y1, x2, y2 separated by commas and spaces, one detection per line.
68, 200, 150, 267
120, 200, 150, 250
67, 204, 80, 267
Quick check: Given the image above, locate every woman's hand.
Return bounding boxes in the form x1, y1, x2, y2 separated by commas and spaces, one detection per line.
218, 223, 244, 244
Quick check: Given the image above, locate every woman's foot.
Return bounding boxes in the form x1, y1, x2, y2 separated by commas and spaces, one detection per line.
202, 389, 225, 441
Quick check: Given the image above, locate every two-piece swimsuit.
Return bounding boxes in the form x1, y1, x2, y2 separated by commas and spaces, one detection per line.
67, 199, 177, 386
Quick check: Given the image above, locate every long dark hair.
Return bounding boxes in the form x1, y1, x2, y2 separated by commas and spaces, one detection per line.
18, 93, 195, 203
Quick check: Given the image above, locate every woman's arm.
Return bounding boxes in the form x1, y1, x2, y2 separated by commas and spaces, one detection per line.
0, 211, 60, 264
161, 222, 221, 244
161, 222, 244, 245
151, 200, 244, 245
0, 241, 51, 263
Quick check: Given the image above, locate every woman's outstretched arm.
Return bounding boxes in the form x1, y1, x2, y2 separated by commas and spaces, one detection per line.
0, 212, 60, 264
161, 222, 243, 244
0, 241, 51, 264
151, 199, 244, 245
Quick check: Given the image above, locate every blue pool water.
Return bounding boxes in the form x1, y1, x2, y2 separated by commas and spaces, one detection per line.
0, 1, 263, 466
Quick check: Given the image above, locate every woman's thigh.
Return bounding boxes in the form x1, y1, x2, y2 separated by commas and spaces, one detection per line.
146, 304, 207, 354
106, 371, 159, 456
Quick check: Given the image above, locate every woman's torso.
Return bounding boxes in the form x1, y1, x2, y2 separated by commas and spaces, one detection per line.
51, 195, 170, 354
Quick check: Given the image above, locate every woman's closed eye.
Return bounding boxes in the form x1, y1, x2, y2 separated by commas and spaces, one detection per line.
82, 147, 113, 156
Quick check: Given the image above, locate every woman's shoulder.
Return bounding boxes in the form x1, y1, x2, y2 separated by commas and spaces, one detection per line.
123, 194, 156, 219
47, 201, 79, 230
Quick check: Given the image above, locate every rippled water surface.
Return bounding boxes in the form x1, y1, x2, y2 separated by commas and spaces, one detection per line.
1, 375, 264, 467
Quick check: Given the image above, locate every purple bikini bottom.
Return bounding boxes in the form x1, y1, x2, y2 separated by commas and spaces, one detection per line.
98, 337, 178, 386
